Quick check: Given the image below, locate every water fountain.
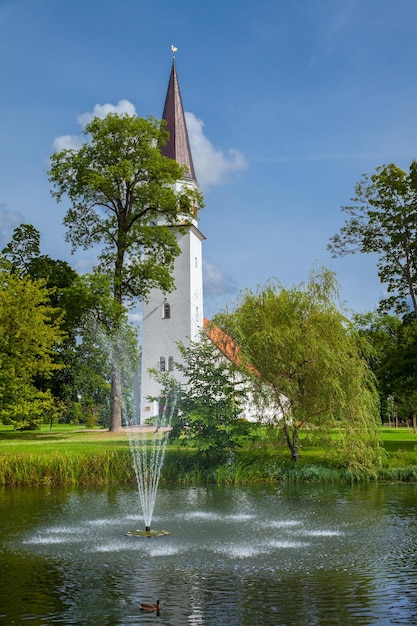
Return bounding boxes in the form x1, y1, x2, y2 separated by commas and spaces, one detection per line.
125, 392, 175, 537
103, 323, 175, 536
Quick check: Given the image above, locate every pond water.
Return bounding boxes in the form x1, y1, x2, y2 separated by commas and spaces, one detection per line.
1, 482, 417, 625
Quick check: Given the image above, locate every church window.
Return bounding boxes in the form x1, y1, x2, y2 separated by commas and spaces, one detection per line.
163, 302, 171, 319
168, 356, 174, 371
195, 256, 198, 268
159, 356, 166, 372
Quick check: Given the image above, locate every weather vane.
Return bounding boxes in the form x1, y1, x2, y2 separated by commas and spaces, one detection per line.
171, 45, 178, 59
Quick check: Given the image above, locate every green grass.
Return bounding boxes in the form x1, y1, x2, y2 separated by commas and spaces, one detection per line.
0, 424, 416, 486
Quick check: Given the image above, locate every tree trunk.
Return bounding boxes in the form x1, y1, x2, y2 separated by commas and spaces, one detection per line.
413, 414, 417, 435
110, 364, 122, 432
283, 421, 299, 462
110, 244, 125, 433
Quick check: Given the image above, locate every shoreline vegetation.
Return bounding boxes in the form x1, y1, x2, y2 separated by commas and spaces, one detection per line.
0, 425, 417, 488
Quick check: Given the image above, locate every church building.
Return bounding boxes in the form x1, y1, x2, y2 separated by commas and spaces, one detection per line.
139, 61, 205, 422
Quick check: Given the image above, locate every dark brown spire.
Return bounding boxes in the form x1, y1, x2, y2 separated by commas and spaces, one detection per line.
161, 61, 197, 182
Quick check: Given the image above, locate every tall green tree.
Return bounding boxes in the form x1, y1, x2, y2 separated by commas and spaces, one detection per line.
355, 311, 417, 429
0, 268, 65, 429
219, 268, 383, 472
48, 113, 204, 431
328, 161, 417, 316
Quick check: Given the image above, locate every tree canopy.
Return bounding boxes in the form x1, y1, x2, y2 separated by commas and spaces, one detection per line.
0, 268, 66, 429
48, 113, 204, 430
328, 161, 417, 316
355, 311, 417, 429
1, 225, 139, 428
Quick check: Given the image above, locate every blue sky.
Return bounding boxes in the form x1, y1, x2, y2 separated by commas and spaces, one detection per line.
1, 0, 417, 320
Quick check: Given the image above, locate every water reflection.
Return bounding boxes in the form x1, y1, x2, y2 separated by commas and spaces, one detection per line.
1, 483, 417, 624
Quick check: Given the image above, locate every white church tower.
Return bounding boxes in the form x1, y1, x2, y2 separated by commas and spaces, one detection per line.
139, 60, 205, 421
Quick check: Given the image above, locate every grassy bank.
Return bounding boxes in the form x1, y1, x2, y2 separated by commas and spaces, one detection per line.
0, 425, 416, 486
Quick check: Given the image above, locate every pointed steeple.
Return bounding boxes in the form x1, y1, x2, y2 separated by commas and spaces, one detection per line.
161, 61, 197, 182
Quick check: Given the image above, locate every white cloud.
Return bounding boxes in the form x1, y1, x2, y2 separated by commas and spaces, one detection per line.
53, 99, 137, 152
77, 99, 137, 127
52, 134, 85, 152
0, 204, 25, 248
203, 259, 238, 296
185, 112, 248, 189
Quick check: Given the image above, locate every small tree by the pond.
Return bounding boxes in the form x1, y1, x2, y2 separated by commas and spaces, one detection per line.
156, 334, 251, 464
217, 267, 383, 472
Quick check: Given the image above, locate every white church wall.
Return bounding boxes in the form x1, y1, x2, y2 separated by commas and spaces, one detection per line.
140, 224, 204, 422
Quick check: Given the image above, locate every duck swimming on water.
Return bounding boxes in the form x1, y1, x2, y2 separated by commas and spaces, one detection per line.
139, 599, 161, 612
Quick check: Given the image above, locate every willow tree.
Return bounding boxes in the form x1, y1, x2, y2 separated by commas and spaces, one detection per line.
219, 268, 383, 472
328, 161, 417, 317
49, 113, 204, 431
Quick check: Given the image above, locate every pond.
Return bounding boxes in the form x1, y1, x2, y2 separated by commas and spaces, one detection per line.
1, 482, 417, 625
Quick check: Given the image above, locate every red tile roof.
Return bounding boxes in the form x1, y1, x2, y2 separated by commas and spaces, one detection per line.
203, 318, 259, 376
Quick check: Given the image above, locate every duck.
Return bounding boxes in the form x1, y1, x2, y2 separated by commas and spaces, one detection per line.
139, 599, 161, 612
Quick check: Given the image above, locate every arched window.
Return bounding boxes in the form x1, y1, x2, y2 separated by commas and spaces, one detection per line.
159, 356, 166, 372
168, 356, 174, 371
163, 302, 171, 319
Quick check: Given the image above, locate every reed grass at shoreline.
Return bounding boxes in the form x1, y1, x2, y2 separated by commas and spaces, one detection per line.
0, 425, 416, 487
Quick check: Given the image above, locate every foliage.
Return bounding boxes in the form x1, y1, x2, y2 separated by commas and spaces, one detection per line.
156, 334, 252, 464
48, 112, 204, 430
217, 267, 383, 472
1, 225, 103, 414
0, 268, 66, 429
328, 161, 417, 316
62, 272, 138, 427
2, 226, 139, 426
1, 223, 84, 337
1, 223, 41, 275
355, 311, 417, 424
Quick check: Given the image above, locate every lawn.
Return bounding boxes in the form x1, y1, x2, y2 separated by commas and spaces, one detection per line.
0, 424, 132, 454
0, 424, 416, 486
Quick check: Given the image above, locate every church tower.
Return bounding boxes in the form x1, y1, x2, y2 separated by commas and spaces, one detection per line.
139, 61, 205, 422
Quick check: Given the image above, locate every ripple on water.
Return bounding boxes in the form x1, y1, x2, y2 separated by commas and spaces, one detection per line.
146, 544, 182, 557
214, 543, 265, 559
301, 530, 343, 537
178, 510, 222, 521
268, 539, 311, 549
23, 535, 76, 545
269, 519, 303, 528
93, 540, 135, 553
226, 513, 256, 521
44, 525, 81, 534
